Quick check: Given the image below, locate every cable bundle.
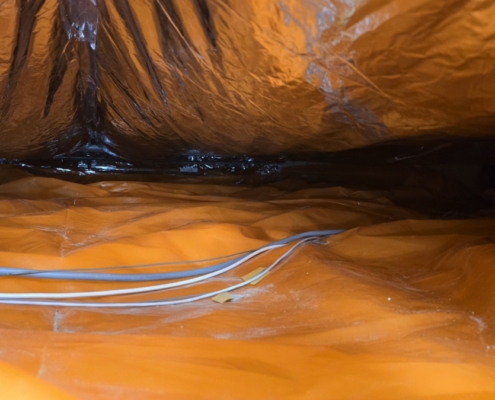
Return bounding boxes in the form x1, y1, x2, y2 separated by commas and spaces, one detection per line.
0, 230, 343, 308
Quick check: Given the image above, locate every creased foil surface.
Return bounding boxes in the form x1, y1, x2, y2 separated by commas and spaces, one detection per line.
1, 0, 494, 158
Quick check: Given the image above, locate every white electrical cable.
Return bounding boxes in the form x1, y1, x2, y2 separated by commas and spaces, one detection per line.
0, 237, 313, 307
0, 242, 288, 300
0, 229, 342, 281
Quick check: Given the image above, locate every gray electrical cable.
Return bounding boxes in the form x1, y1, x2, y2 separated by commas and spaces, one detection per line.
0, 229, 343, 282
0, 236, 315, 307
0, 240, 288, 300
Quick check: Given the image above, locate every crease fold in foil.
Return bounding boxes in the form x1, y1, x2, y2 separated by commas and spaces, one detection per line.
0, 0, 494, 159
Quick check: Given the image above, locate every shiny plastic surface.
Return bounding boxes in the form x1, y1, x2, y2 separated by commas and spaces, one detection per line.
0, 171, 494, 398
0, 0, 95, 158
1, 1, 495, 158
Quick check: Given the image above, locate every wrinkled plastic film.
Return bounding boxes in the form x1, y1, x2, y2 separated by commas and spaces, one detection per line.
2, 1, 495, 398
92, 0, 495, 157
1, 1, 495, 158
0, 0, 93, 158
0, 174, 493, 397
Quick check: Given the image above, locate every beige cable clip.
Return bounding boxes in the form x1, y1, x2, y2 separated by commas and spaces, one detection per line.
212, 292, 233, 303
242, 267, 267, 285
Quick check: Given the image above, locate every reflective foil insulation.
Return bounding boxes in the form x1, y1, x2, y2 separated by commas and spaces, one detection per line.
0, 0, 494, 159
0, 1, 495, 399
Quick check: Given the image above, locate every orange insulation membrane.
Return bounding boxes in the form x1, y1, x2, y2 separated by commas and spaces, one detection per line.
0, 175, 494, 398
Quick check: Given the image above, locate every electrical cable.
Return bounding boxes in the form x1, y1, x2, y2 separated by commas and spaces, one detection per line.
0, 229, 343, 282
0, 250, 252, 278
0, 241, 287, 299
0, 236, 316, 307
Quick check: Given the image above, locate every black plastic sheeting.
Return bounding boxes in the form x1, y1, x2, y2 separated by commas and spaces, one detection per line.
1, 0, 495, 160
0, 138, 493, 220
